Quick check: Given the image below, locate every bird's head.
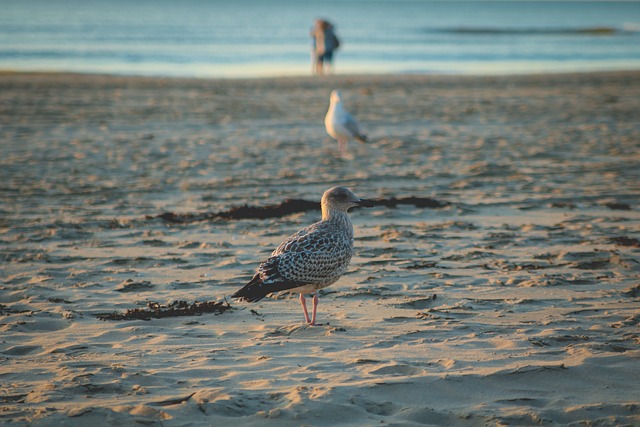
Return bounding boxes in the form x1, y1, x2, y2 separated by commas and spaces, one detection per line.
321, 186, 373, 218
329, 90, 343, 105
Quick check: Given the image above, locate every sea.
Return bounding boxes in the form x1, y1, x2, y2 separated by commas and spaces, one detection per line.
2, 0, 640, 78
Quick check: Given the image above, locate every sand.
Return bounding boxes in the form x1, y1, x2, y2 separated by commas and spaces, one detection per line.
1, 71, 639, 426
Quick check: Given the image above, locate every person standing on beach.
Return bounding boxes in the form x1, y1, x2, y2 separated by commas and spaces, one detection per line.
310, 19, 340, 75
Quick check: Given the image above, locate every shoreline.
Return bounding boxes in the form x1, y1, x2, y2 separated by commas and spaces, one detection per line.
2, 68, 640, 83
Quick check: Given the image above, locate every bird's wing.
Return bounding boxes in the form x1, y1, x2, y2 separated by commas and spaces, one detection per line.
270, 223, 353, 284
342, 113, 367, 141
232, 223, 353, 302
231, 255, 307, 302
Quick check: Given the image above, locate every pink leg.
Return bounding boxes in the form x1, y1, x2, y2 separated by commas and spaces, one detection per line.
299, 293, 311, 324
310, 292, 319, 326
338, 138, 347, 155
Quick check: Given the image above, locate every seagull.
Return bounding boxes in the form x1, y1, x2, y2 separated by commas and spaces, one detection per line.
232, 186, 373, 326
325, 90, 368, 156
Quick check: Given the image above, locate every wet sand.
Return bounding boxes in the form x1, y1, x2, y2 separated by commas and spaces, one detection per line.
1, 71, 640, 426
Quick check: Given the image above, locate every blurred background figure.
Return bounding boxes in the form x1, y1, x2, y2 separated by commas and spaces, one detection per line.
310, 19, 340, 75
325, 90, 367, 157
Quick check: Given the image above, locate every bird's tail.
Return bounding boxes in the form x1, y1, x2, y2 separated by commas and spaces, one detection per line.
231, 273, 268, 303
356, 134, 368, 144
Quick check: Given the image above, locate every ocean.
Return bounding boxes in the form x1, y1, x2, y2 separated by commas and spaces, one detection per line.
2, 0, 640, 78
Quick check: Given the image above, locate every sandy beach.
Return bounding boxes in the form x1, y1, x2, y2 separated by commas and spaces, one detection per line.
1, 71, 639, 426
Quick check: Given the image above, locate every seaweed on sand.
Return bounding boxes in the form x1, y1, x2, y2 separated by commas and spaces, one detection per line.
151, 196, 449, 224
96, 299, 232, 321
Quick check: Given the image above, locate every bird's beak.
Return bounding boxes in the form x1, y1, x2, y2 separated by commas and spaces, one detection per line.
357, 198, 375, 208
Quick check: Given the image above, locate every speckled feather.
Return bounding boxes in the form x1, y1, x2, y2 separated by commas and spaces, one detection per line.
232, 218, 354, 302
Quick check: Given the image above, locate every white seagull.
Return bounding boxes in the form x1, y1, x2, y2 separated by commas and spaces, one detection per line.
325, 90, 368, 156
232, 186, 373, 326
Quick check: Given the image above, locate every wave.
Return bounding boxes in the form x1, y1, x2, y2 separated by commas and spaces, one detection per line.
434, 26, 626, 36
623, 22, 640, 32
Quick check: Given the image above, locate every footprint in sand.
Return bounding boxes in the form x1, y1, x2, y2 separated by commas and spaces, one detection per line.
268, 324, 311, 337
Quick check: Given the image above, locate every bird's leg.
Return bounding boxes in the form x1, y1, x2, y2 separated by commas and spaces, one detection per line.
310, 292, 319, 326
338, 138, 347, 156
299, 293, 311, 324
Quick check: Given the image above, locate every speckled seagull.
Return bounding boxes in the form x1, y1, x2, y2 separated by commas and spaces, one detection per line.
232, 186, 373, 325
325, 90, 368, 156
